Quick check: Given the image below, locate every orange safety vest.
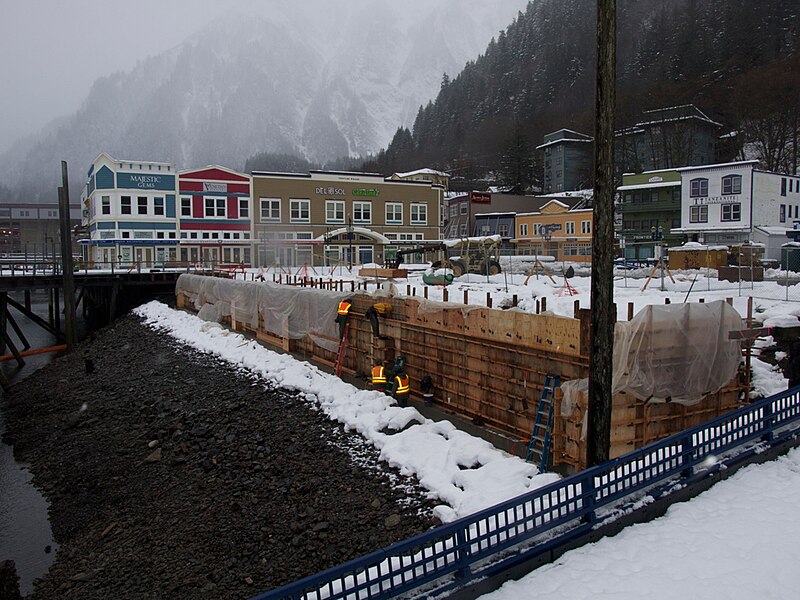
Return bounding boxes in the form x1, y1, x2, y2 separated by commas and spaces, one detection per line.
371, 365, 387, 385
394, 374, 410, 395
337, 300, 352, 316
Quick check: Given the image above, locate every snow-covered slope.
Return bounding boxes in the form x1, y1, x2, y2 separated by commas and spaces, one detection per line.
0, 0, 528, 199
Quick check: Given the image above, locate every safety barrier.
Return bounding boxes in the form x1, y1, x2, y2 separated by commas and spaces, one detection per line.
252, 386, 800, 600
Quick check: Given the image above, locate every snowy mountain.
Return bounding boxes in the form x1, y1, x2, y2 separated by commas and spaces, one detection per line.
0, 0, 528, 201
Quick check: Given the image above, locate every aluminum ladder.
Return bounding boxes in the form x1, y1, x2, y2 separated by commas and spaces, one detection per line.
525, 374, 559, 472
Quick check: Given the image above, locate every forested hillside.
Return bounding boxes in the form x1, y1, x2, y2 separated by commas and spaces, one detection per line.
363, 0, 799, 190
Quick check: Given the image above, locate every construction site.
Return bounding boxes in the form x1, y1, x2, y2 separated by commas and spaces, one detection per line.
176, 270, 752, 473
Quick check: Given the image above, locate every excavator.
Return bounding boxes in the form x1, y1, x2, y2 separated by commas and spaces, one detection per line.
384, 236, 502, 277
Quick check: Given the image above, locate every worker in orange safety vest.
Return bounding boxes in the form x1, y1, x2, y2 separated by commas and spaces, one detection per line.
335, 298, 352, 339
370, 364, 387, 392
392, 372, 410, 406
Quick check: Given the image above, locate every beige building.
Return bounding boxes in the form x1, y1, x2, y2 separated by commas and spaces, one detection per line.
251, 170, 443, 268
514, 199, 594, 262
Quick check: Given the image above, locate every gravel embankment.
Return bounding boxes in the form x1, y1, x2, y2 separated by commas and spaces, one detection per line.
1, 315, 439, 599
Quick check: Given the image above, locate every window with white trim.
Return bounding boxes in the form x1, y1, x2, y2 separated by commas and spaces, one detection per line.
137, 196, 148, 215
519, 223, 528, 237
101, 196, 110, 215
260, 198, 280, 222
326, 200, 345, 224
566, 221, 575, 234
154, 197, 164, 216
690, 178, 708, 198
721, 174, 742, 195
181, 197, 191, 217
205, 197, 225, 217
353, 201, 371, 224
459, 223, 467, 236
721, 203, 741, 222
460, 203, 468, 215
239, 199, 249, 218
290, 199, 310, 222
689, 205, 708, 223
385, 203, 403, 224
499, 224, 509, 237
410, 203, 427, 225
581, 220, 591, 234
449, 204, 458, 218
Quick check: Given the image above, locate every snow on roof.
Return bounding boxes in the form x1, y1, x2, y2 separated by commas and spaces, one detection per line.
443, 234, 502, 247
636, 104, 723, 128
393, 168, 450, 178
677, 160, 759, 173
668, 242, 729, 252
617, 181, 681, 191
754, 226, 793, 236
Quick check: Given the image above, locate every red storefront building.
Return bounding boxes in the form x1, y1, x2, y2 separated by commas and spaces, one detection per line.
177, 166, 253, 266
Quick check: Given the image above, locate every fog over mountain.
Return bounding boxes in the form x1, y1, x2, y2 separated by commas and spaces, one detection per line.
0, 0, 528, 202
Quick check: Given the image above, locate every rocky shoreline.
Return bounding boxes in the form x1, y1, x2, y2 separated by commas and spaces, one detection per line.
1, 314, 439, 599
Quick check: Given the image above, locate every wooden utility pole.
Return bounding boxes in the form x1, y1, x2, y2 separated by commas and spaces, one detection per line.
587, 0, 617, 467
58, 161, 78, 350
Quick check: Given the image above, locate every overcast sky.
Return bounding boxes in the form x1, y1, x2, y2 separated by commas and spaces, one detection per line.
0, 0, 255, 154
0, 0, 520, 156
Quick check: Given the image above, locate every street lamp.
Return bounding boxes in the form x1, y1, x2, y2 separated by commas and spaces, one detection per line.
347, 216, 354, 270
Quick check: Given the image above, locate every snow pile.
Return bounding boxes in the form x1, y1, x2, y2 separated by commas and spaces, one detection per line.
480, 446, 800, 599
134, 301, 559, 522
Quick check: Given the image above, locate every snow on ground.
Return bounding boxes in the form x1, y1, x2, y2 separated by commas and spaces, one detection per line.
479, 445, 800, 600
136, 262, 797, 524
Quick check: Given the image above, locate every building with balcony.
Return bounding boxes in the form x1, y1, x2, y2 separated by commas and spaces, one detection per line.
617, 169, 683, 261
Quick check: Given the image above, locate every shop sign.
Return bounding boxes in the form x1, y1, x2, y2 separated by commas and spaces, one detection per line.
692, 195, 740, 205
117, 172, 175, 191
353, 188, 380, 197
470, 191, 491, 203
203, 182, 228, 193
316, 186, 346, 196
648, 176, 664, 183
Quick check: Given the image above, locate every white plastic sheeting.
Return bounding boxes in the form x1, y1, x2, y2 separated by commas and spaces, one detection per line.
176, 274, 349, 353
613, 300, 743, 405
562, 300, 744, 421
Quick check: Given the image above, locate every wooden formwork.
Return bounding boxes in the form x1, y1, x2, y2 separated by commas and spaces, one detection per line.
553, 383, 743, 473
177, 282, 745, 473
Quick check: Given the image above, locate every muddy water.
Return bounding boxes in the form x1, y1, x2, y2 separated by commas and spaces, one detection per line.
0, 291, 87, 595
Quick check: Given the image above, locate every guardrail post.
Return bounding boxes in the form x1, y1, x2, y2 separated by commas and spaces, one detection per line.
761, 400, 775, 443
681, 434, 694, 478
454, 527, 472, 579
580, 473, 597, 524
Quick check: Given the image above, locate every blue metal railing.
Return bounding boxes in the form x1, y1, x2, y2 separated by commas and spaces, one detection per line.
252, 387, 800, 600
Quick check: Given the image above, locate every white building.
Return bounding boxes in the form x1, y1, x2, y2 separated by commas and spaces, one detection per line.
672, 160, 800, 248
80, 152, 178, 266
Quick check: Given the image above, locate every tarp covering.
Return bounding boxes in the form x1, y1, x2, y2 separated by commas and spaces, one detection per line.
562, 300, 744, 421
176, 274, 349, 352
612, 300, 743, 405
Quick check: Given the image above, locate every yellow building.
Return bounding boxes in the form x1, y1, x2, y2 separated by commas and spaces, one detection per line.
513, 199, 593, 262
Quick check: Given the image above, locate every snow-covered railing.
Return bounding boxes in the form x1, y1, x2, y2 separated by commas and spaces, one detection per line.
251, 386, 800, 600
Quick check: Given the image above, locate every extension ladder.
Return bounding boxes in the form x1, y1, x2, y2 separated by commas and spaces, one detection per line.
525, 374, 560, 471
334, 322, 350, 377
